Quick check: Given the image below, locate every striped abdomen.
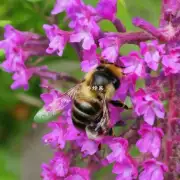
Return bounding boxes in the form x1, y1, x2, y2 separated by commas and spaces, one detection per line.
72, 98, 102, 130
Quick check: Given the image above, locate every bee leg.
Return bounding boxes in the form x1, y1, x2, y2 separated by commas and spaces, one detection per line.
107, 128, 113, 136
110, 100, 130, 110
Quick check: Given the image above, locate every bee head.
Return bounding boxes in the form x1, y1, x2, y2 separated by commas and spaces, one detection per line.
91, 65, 120, 90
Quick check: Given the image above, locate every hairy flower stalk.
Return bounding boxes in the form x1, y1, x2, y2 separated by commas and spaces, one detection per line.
0, 0, 180, 179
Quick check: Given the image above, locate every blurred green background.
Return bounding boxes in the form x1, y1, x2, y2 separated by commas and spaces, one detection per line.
0, 0, 161, 179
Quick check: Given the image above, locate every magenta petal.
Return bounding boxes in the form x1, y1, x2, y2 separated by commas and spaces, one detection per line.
151, 168, 164, 180
153, 102, 165, 119
136, 136, 150, 153
81, 140, 99, 155
124, 66, 136, 74
96, 0, 117, 21
41, 93, 53, 105
150, 133, 161, 158
70, 31, 94, 50
51, 0, 70, 14
101, 46, 118, 63
135, 63, 143, 76
144, 107, 155, 125
139, 170, 150, 180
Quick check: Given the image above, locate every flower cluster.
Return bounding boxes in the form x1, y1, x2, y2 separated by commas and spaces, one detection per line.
0, 0, 180, 179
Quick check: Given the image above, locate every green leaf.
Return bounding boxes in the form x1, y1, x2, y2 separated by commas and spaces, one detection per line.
0, 20, 12, 27
130, 146, 140, 157
34, 107, 61, 123
0, 50, 5, 57
117, 0, 134, 31
26, 0, 43, 2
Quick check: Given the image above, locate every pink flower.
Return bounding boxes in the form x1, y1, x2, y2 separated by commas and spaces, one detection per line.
162, 49, 180, 75
99, 36, 120, 63
113, 74, 137, 101
139, 159, 168, 180
65, 167, 90, 180
67, 1, 100, 36
11, 67, 36, 90
81, 45, 99, 72
140, 41, 165, 71
2, 24, 39, 45
70, 30, 95, 50
43, 121, 67, 149
136, 124, 164, 158
0, 25, 42, 73
41, 153, 90, 180
41, 163, 57, 180
43, 24, 70, 56
51, 152, 70, 177
43, 115, 82, 149
120, 52, 145, 77
80, 139, 99, 155
106, 137, 128, 163
113, 159, 137, 180
41, 89, 71, 113
133, 89, 165, 125
1, 46, 27, 73
96, 0, 117, 21
51, 0, 74, 15
109, 104, 124, 126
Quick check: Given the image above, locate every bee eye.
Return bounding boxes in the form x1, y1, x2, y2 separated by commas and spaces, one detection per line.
112, 78, 120, 89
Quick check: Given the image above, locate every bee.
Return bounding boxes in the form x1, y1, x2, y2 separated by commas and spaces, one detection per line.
61, 62, 130, 139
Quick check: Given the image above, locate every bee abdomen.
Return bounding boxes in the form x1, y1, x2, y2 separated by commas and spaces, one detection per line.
74, 99, 101, 115
72, 99, 101, 130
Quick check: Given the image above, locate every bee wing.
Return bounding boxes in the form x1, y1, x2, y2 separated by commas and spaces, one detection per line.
56, 83, 81, 110
65, 83, 81, 99
102, 96, 110, 126
95, 95, 110, 132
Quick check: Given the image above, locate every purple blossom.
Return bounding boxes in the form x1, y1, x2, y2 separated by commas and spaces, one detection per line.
113, 159, 137, 180
41, 89, 71, 113
80, 139, 99, 156
106, 137, 128, 163
109, 104, 124, 126
43, 121, 67, 149
1, 46, 27, 73
2, 24, 39, 45
0, 25, 49, 90
70, 30, 95, 50
43, 115, 82, 149
41, 163, 57, 180
41, 152, 90, 180
133, 89, 165, 125
139, 159, 168, 180
65, 167, 90, 180
99, 36, 120, 63
140, 41, 165, 70
162, 49, 180, 75
113, 74, 137, 100
136, 124, 164, 158
43, 24, 70, 56
96, 0, 117, 21
66, 1, 100, 37
120, 52, 145, 77
51, 152, 70, 177
51, 0, 74, 15
81, 45, 99, 72
11, 67, 35, 90
0, 25, 41, 73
